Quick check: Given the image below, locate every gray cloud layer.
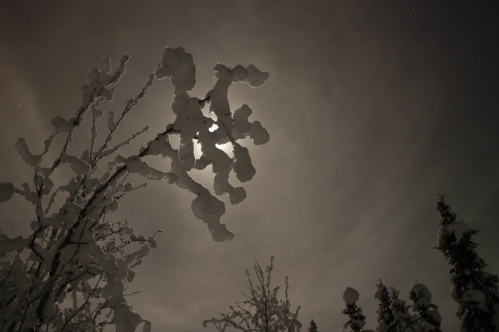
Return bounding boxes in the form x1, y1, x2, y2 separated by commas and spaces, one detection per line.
1, 1, 498, 331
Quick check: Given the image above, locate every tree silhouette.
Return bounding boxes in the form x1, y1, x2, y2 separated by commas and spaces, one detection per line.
308, 319, 318, 332
341, 196, 499, 331
435, 195, 499, 331
408, 282, 442, 331
203, 257, 302, 332
342, 287, 371, 332
0, 47, 269, 331
374, 281, 394, 332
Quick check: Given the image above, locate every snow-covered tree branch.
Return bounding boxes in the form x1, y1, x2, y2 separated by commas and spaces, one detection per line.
0, 47, 269, 331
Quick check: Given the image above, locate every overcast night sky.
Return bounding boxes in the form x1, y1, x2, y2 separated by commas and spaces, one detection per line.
1, 1, 499, 331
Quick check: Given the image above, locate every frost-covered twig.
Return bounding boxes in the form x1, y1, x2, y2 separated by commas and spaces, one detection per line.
204, 257, 301, 332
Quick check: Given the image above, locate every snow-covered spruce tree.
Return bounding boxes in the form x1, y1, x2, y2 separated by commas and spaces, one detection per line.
386, 287, 420, 332
0, 47, 270, 331
308, 319, 318, 332
351, 281, 440, 332
435, 194, 499, 331
374, 281, 395, 332
408, 282, 442, 332
342, 287, 373, 332
203, 257, 302, 332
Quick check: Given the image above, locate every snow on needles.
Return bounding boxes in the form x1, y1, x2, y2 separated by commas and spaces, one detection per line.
0, 182, 15, 202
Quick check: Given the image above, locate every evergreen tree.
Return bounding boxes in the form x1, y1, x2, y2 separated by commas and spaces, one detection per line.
435, 195, 499, 331
386, 287, 419, 331
374, 281, 395, 332
409, 282, 442, 331
342, 287, 369, 332
308, 319, 318, 332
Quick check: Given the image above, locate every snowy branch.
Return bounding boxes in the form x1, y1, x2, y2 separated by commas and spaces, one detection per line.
0, 47, 270, 332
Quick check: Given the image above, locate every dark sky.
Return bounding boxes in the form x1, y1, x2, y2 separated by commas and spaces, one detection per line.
1, 1, 499, 331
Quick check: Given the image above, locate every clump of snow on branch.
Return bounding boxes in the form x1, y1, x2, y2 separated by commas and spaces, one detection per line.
152, 47, 270, 242
0, 48, 269, 331
0, 182, 15, 202
343, 287, 360, 305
